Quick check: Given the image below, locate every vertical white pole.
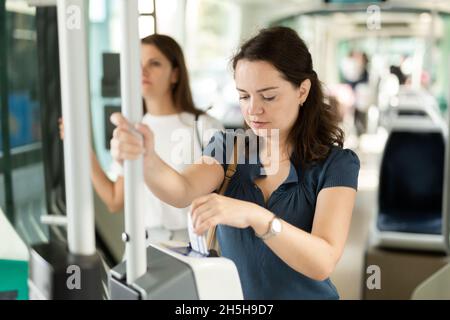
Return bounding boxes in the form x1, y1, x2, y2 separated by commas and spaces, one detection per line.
56, 0, 96, 255
119, 0, 147, 284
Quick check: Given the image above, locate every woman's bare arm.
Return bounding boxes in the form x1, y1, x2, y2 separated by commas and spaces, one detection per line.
110, 113, 224, 208
60, 117, 124, 213
90, 150, 124, 213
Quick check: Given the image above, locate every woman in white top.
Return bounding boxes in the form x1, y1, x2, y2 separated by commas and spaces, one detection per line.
61, 34, 223, 243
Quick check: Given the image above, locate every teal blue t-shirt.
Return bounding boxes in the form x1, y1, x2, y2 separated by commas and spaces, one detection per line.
203, 131, 360, 300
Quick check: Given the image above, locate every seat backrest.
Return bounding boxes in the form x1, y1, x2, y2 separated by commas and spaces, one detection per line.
379, 131, 445, 220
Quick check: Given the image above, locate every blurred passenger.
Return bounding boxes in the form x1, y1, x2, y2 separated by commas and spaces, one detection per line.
341, 51, 370, 136
341, 51, 369, 89
390, 65, 406, 85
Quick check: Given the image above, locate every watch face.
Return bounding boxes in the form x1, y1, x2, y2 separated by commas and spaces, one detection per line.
272, 218, 282, 233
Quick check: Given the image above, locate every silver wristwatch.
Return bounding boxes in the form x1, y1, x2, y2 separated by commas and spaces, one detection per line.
256, 217, 282, 240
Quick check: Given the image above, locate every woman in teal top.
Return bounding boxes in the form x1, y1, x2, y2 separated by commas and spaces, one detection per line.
110, 27, 360, 299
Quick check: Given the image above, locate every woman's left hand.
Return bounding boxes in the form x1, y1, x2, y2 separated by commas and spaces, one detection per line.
190, 193, 268, 235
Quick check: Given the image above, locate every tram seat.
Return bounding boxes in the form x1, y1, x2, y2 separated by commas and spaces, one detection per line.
372, 90, 447, 251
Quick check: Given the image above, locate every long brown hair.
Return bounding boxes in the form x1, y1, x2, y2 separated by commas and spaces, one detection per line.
141, 34, 203, 116
231, 26, 344, 169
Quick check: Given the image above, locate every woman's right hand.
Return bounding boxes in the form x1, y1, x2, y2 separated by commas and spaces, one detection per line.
110, 112, 156, 162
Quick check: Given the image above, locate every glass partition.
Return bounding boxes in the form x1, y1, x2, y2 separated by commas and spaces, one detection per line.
2, 0, 49, 246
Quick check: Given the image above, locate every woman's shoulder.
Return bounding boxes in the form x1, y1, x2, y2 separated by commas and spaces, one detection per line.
310, 146, 360, 175
324, 146, 360, 167
197, 112, 225, 131
179, 111, 224, 130
312, 145, 361, 191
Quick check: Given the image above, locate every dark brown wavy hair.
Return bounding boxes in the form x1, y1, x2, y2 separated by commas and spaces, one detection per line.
231, 26, 344, 169
141, 34, 203, 116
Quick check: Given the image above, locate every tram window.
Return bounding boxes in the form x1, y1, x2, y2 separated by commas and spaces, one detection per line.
139, 0, 154, 14
139, 15, 155, 39
185, 0, 242, 127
